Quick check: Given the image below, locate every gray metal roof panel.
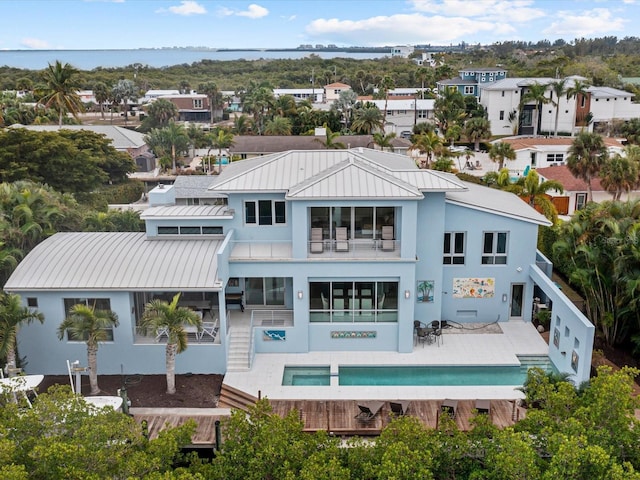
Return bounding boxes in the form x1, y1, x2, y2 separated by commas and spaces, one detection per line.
15, 125, 147, 149
5, 232, 222, 291
140, 205, 231, 218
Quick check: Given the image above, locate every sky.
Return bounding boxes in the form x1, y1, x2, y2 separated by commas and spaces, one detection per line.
0, 0, 638, 50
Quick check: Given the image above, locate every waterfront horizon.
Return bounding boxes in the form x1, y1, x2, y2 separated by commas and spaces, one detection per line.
0, 48, 387, 70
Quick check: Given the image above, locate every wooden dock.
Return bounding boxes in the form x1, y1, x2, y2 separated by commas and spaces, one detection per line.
131, 400, 526, 444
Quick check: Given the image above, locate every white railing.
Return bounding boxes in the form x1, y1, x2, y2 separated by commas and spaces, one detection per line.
248, 309, 293, 369
308, 239, 401, 258
229, 240, 293, 260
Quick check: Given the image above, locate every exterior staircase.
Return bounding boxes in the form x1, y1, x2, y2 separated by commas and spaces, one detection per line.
227, 325, 252, 372
218, 383, 258, 411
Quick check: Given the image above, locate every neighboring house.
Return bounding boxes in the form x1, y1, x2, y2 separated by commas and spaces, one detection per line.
390, 45, 415, 58
171, 176, 227, 206
157, 94, 211, 122
6, 149, 593, 385
273, 88, 324, 103
437, 67, 508, 98
324, 82, 352, 103
536, 164, 640, 216
385, 88, 432, 98
493, 136, 625, 177
357, 97, 435, 134
479, 75, 640, 136
15, 124, 152, 160
230, 135, 412, 158
141, 89, 181, 102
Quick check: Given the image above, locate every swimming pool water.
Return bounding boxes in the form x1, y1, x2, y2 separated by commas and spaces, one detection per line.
282, 360, 553, 386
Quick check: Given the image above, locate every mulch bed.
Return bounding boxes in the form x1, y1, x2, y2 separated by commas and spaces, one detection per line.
39, 374, 224, 408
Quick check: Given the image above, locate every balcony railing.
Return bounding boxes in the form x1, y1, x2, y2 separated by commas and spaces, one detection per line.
308, 239, 401, 258
229, 241, 292, 260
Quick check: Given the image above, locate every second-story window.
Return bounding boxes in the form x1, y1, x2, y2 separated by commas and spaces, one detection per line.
245, 200, 286, 225
482, 232, 508, 265
464, 86, 474, 95
193, 98, 203, 109
443, 232, 465, 265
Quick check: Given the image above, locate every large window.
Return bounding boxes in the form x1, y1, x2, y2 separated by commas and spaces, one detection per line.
546, 153, 564, 164
482, 232, 508, 265
575, 193, 587, 211
309, 206, 395, 241
443, 232, 465, 265
62, 298, 114, 341
245, 200, 286, 225
309, 281, 398, 323
464, 86, 475, 95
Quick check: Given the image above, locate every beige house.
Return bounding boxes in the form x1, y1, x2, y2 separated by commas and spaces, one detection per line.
324, 82, 352, 103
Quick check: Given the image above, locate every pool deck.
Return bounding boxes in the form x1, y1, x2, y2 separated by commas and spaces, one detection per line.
224, 321, 549, 401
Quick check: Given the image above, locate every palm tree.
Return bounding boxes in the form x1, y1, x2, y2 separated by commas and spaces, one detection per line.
111, 79, 138, 124
57, 303, 119, 395
489, 141, 516, 170
509, 169, 564, 223
243, 86, 274, 135
273, 95, 297, 119
0, 293, 44, 369
232, 114, 251, 135
521, 82, 549, 136
434, 88, 466, 135
549, 79, 568, 137
379, 75, 395, 128
186, 123, 206, 158
145, 121, 189, 173
464, 117, 491, 152
599, 146, 640, 200
313, 124, 345, 149
92, 82, 109, 120
198, 81, 219, 123
567, 131, 608, 201
143, 98, 178, 129
139, 294, 201, 394
264, 116, 292, 136
351, 103, 383, 134
206, 128, 235, 173
409, 131, 444, 169
40, 60, 83, 126
566, 79, 590, 136
372, 132, 396, 152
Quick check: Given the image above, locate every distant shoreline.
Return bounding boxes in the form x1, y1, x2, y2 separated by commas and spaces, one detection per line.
0, 47, 389, 54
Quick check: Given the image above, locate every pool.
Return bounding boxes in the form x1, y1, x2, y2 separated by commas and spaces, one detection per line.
282, 366, 330, 386
282, 358, 553, 386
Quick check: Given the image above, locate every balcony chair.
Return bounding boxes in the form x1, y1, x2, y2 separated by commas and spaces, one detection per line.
335, 227, 349, 252
381, 225, 395, 251
310, 227, 324, 254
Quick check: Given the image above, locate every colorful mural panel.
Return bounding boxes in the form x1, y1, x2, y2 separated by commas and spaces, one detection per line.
452, 278, 495, 298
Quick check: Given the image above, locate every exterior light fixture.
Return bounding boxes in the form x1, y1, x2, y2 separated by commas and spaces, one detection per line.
297, 290, 303, 300
502, 294, 508, 302
404, 290, 411, 299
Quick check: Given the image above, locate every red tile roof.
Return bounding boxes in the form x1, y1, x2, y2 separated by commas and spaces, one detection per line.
535, 165, 604, 191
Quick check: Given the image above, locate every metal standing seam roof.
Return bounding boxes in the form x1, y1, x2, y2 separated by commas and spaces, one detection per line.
172, 176, 226, 199
588, 86, 635, 98
140, 205, 232, 219
15, 125, 147, 149
446, 182, 552, 226
4, 232, 223, 292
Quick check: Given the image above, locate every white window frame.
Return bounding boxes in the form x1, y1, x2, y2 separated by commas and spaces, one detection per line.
576, 193, 588, 211
464, 86, 474, 95
443, 232, 465, 265
193, 98, 203, 109
482, 232, 508, 265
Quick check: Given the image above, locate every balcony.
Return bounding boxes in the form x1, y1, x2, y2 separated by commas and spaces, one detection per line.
308, 239, 401, 259
229, 241, 293, 260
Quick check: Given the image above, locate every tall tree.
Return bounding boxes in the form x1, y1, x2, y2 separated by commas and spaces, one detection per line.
379, 75, 395, 128
351, 103, 383, 134
409, 130, 444, 169
139, 293, 201, 394
313, 124, 345, 149
599, 145, 640, 200
243, 86, 274, 135
507, 169, 564, 223
464, 117, 491, 152
372, 132, 396, 152
549, 78, 568, 137
92, 81, 109, 120
434, 88, 466, 135
198, 81, 219, 123
144, 121, 189, 173
57, 303, 119, 395
143, 98, 178, 129
111, 79, 138, 124
206, 128, 235, 173
521, 82, 550, 136
489, 141, 516, 170
567, 131, 608, 201
0, 293, 44, 369
566, 79, 590, 136
264, 116, 292, 136
39, 60, 83, 126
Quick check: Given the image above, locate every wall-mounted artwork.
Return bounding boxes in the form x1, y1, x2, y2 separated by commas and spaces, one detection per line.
452, 278, 495, 298
571, 350, 579, 372
553, 328, 560, 348
416, 280, 434, 303
331, 331, 376, 339
263, 330, 286, 341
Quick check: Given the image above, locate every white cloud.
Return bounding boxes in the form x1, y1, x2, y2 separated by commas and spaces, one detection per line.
217, 6, 234, 16
236, 4, 269, 19
306, 13, 497, 46
542, 8, 626, 37
167, 1, 206, 16
21, 37, 51, 49
282, 14, 297, 21
409, 0, 544, 22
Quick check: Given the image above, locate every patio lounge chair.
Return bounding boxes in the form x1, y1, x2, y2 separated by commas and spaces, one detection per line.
335, 227, 349, 252
355, 401, 384, 421
390, 401, 410, 416
441, 399, 458, 418
381, 225, 395, 251
475, 399, 491, 415
310, 228, 324, 254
